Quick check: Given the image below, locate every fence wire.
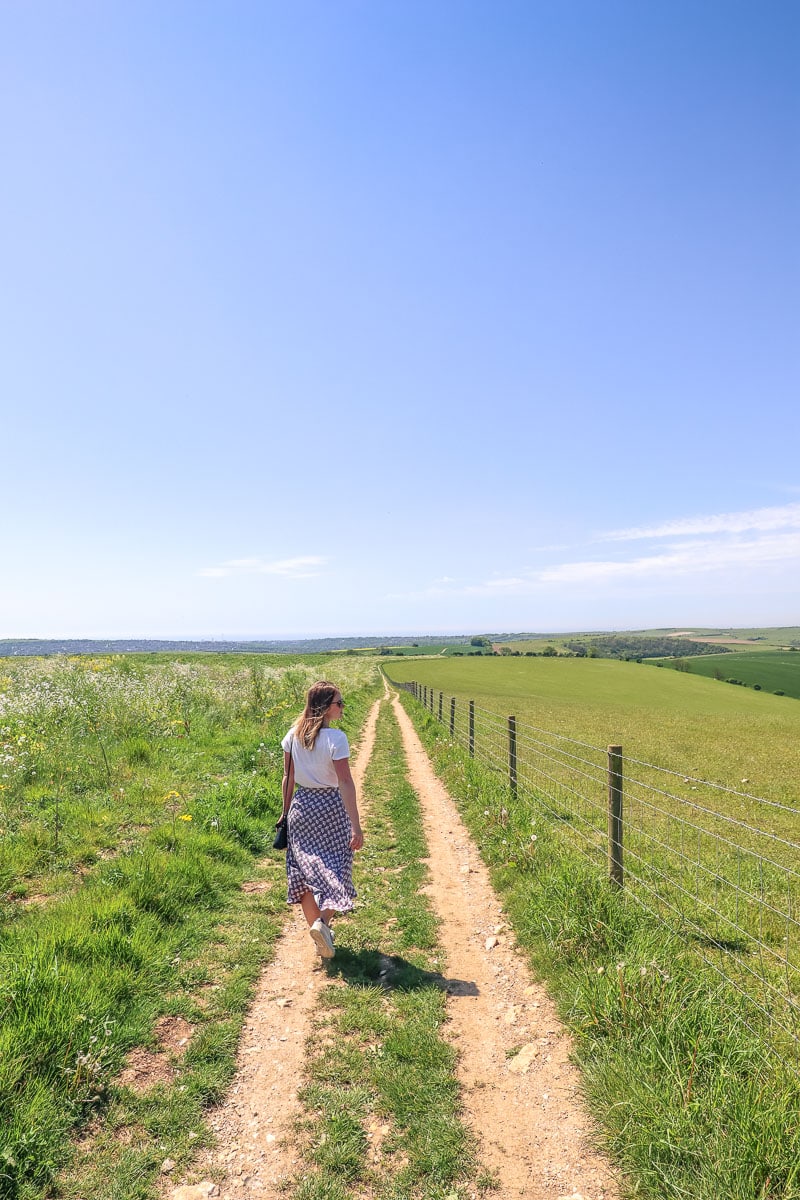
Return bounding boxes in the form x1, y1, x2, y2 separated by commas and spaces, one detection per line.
386, 674, 800, 1076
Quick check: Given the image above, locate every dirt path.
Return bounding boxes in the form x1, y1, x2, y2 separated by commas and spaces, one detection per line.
168, 696, 383, 1200
170, 687, 620, 1200
391, 692, 621, 1200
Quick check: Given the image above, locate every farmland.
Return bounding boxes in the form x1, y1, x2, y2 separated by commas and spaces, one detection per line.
2, 649, 800, 1199
501, 625, 800, 654
650, 649, 800, 699
382, 654, 800, 809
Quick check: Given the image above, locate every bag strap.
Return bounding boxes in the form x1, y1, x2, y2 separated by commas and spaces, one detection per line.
281, 734, 295, 818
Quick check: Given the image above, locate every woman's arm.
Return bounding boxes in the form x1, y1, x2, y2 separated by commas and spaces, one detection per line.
334, 757, 363, 850
281, 750, 295, 817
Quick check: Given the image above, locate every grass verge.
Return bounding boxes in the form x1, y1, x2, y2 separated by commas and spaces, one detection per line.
397, 690, 800, 1200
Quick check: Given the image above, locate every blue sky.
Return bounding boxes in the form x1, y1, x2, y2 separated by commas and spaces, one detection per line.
2, 1, 798, 638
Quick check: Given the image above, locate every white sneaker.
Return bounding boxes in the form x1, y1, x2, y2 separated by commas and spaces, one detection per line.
310, 918, 335, 959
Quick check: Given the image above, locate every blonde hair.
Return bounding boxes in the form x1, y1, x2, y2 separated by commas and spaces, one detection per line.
293, 680, 339, 750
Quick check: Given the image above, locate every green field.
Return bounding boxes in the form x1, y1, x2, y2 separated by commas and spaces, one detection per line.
635, 625, 800, 647
705, 626, 800, 647
651, 650, 800, 698
502, 625, 800, 654
382, 654, 800, 809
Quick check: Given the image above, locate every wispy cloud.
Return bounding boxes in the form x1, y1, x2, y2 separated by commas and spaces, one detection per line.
384, 500, 800, 607
540, 531, 800, 584
481, 576, 531, 590
601, 502, 800, 542
198, 555, 328, 579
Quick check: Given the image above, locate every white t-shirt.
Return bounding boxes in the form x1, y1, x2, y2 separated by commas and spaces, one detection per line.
282, 726, 350, 788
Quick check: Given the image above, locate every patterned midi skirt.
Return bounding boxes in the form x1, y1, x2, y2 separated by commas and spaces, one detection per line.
285, 785, 357, 913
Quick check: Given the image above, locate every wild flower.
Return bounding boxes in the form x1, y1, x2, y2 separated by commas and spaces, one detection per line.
0, 655, 379, 816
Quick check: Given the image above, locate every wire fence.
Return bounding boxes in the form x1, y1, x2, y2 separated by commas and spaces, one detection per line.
386, 673, 800, 1076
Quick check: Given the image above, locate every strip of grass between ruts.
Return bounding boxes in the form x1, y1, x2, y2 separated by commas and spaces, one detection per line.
397, 690, 800, 1200
284, 700, 494, 1200
0, 661, 380, 1200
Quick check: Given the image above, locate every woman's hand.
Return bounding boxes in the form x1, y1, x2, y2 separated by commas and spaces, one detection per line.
350, 826, 364, 851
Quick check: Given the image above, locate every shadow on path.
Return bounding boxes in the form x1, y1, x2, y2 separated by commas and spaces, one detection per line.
324, 946, 479, 997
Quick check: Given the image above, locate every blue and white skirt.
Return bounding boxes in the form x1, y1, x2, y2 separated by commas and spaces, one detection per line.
285, 785, 357, 913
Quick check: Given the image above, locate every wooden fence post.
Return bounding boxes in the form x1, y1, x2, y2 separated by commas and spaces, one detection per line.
423, 685, 427, 708
469, 700, 475, 757
508, 716, 517, 799
438, 691, 443, 722
450, 697, 456, 736
607, 745, 624, 888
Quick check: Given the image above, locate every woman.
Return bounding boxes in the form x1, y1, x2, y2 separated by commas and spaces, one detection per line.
280, 680, 364, 959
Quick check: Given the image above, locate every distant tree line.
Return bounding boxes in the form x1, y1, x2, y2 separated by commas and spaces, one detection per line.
0, 635, 476, 658
563, 636, 733, 661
